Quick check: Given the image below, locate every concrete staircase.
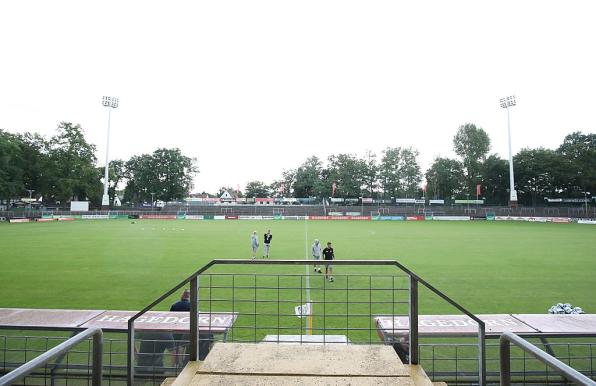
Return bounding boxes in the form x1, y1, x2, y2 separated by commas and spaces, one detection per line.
161, 343, 447, 386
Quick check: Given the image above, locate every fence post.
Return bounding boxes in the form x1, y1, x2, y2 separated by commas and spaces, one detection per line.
127, 324, 135, 385
500, 335, 511, 386
190, 277, 198, 361
409, 276, 419, 364
478, 323, 486, 386
92, 330, 103, 386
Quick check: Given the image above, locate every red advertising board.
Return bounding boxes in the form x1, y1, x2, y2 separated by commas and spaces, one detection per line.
225, 215, 239, 220
140, 214, 177, 220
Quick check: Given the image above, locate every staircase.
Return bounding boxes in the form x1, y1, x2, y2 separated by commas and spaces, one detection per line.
161, 342, 447, 386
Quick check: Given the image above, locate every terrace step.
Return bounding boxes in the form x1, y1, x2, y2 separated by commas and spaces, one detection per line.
170, 342, 436, 385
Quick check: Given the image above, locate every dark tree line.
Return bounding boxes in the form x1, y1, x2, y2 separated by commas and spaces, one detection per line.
0, 122, 198, 206
245, 126, 595, 206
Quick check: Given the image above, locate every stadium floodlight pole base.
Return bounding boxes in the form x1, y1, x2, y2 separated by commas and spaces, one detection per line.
101, 194, 110, 208
509, 190, 518, 207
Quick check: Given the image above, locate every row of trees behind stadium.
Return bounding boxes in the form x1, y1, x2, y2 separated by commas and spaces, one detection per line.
0, 122, 594, 207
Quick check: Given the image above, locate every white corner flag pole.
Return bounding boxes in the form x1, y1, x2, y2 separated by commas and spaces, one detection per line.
304, 217, 312, 335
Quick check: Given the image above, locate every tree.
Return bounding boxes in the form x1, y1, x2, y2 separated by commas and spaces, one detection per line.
245, 181, 270, 198
151, 148, 198, 201
557, 131, 596, 196
0, 130, 24, 201
380, 147, 422, 198
361, 150, 379, 197
123, 154, 154, 203
400, 148, 422, 197
270, 169, 295, 197
453, 123, 491, 193
47, 122, 101, 203
106, 159, 126, 200
325, 154, 366, 198
424, 158, 465, 200
292, 156, 324, 198
124, 149, 198, 203
514, 148, 564, 206
17, 132, 52, 200
480, 155, 509, 205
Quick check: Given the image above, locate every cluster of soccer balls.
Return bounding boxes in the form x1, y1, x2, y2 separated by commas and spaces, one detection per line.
548, 303, 584, 314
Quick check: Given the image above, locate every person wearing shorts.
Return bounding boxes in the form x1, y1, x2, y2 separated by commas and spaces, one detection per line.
312, 239, 322, 273
322, 242, 334, 282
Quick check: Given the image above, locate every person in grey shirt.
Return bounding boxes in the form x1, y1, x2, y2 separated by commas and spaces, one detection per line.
250, 231, 259, 259
312, 239, 322, 273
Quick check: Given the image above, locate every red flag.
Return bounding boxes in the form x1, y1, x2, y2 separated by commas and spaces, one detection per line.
476, 184, 481, 196
332, 182, 337, 196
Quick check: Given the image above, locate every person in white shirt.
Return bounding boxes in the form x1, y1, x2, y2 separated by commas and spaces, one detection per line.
311, 239, 322, 273
250, 231, 259, 259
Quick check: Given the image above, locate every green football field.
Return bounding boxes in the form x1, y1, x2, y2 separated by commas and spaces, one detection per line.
1, 219, 595, 316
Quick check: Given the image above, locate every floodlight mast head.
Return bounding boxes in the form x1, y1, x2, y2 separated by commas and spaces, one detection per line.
102, 96, 119, 109
500, 95, 516, 109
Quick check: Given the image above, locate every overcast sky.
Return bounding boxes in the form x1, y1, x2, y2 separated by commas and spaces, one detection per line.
1, 1, 595, 194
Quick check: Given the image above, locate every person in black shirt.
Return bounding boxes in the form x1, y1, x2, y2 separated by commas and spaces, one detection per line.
322, 242, 334, 282
263, 229, 272, 258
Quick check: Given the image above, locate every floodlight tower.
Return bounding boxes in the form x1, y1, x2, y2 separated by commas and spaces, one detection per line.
101, 96, 119, 208
500, 95, 517, 206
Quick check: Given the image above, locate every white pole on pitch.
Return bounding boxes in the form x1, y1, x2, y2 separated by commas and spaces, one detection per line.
101, 96, 119, 208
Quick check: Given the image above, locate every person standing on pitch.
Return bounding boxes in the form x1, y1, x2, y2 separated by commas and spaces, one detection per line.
263, 229, 272, 258
250, 231, 259, 259
312, 239, 322, 273
322, 241, 335, 282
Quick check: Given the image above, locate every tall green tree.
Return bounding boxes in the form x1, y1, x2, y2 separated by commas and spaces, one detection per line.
0, 130, 24, 201
557, 131, 596, 196
425, 157, 465, 200
325, 154, 366, 198
104, 159, 126, 200
292, 156, 323, 198
362, 150, 379, 198
453, 123, 491, 193
514, 148, 564, 206
123, 149, 198, 203
48, 122, 101, 203
245, 181, 270, 198
380, 147, 422, 198
270, 169, 295, 197
18, 132, 52, 199
480, 155, 509, 205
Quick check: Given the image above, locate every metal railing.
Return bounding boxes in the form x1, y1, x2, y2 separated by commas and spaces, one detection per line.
500, 332, 596, 386
127, 259, 486, 385
0, 327, 103, 386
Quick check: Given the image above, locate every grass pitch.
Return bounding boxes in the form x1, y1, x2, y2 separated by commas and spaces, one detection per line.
1, 219, 594, 316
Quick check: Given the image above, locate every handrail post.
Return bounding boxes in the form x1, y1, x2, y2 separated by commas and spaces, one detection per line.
478, 322, 486, 386
127, 323, 135, 385
409, 276, 419, 365
92, 330, 103, 386
190, 276, 198, 361
500, 334, 511, 386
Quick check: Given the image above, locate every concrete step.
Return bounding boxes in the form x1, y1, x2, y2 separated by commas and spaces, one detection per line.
171, 343, 436, 386
171, 361, 202, 386
160, 378, 176, 386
